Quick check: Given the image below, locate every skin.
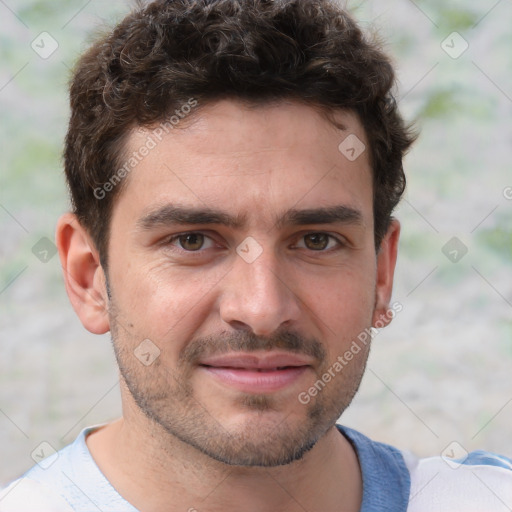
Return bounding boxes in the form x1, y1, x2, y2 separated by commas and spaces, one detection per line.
56, 100, 400, 512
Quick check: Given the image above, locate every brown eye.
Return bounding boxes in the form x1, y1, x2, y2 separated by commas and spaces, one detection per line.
303, 233, 330, 250
178, 233, 205, 251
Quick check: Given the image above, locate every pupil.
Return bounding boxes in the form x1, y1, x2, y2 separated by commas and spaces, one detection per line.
305, 233, 328, 250
181, 233, 204, 250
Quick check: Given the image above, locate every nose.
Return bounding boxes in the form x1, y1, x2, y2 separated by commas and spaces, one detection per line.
219, 244, 302, 336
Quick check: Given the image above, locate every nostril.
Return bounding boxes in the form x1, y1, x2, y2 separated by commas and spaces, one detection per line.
226, 320, 253, 331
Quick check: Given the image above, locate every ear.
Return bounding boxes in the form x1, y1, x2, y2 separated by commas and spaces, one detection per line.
372, 219, 400, 328
56, 213, 110, 334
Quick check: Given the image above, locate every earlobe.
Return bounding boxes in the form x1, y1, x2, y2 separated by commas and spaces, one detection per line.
372, 219, 400, 329
56, 213, 110, 335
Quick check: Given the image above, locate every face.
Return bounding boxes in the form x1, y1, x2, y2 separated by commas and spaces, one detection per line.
103, 100, 394, 466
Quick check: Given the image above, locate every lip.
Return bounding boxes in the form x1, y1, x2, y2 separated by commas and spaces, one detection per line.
198, 352, 314, 370
198, 352, 313, 394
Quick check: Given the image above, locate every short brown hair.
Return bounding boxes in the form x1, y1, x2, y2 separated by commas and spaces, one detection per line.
65, 0, 416, 265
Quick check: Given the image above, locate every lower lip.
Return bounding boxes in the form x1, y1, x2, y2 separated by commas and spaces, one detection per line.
200, 366, 309, 393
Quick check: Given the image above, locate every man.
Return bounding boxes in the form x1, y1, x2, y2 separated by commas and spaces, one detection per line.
1, 0, 511, 510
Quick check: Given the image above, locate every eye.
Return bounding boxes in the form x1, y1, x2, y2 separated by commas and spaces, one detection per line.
296, 233, 341, 251
168, 232, 215, 251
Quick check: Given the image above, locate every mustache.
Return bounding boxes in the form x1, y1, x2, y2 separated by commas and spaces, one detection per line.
179, 329, 327, 366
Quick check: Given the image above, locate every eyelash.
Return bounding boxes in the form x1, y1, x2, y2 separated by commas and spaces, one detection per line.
164, 231, 346, 254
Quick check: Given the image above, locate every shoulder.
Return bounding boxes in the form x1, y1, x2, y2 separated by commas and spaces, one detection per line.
0, 425, 134, 512
0, 438, 80, 512
339, 425, 512, 511
0, 478, 74, 512
403, 449, 512, 511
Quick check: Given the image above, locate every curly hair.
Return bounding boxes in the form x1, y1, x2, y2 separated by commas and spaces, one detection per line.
65, 0, 416, 264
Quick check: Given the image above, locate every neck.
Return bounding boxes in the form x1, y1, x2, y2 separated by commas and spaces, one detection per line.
87, 412, 362, 512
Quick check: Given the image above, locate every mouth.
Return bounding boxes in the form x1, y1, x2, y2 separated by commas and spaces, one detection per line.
202, 366, 300, 372
198, 352, 313, 393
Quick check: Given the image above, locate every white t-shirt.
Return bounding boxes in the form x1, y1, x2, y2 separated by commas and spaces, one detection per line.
1, 424, 511, 511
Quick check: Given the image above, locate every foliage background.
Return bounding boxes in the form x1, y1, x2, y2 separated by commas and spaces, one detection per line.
1, 0, 511, 483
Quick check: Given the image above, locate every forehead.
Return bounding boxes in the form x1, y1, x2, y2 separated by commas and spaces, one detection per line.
116, 100, 373, 227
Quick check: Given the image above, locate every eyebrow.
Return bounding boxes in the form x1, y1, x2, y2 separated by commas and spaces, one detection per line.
137, 204, 363, 231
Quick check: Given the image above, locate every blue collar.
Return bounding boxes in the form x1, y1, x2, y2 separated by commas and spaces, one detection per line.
337, 425, 410, 511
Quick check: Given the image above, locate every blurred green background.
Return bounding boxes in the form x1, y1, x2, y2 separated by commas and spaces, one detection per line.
1, 0, 511, 484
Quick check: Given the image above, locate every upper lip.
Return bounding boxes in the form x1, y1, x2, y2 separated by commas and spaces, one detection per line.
198, 352, 314, 370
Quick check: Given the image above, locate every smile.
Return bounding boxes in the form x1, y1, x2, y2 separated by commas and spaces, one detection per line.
198, 352, 313, 393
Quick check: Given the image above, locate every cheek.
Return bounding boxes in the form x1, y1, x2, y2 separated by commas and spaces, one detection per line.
110, 258, 224, 345
320, 287, 374, 337
297, 262, 376, 348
